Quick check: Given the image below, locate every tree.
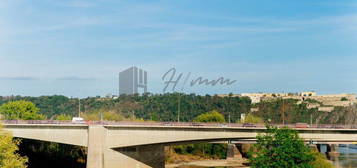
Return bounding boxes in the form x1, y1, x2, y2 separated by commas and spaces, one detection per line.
0, 93, 252, 123
243, 114, 264, 124
249, 126, 315, 168
176, 110, 226, 159
194, 110, 225, 123
0, 101, 45, 120
310, 151, 334, 168
0, 124, 28, 168
55, 114, 72, 121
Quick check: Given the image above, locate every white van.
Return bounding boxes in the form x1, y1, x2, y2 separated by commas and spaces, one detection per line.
72, 117, 85, 124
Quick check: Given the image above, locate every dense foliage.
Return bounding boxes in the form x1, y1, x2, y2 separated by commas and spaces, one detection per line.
310, 151, 335, 168
172, 143, 227, 159
317, 105, 357, 125
0, 101, 45, 120
253, 99, 319, 124
0, 94, 251, 122
0, 100, 85, 168
249, 126, 314, 168
2, 94, 354, 125
171, 111, 228, 160
54, 114, 72, 121
242, 114, 264, 124
193, 110, 225, 123
17, 140, 85, 168
0, 124, 28, 168
249, 126, 334, 168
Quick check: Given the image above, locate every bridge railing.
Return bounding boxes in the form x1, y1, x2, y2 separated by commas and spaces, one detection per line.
1, 120, 356, 129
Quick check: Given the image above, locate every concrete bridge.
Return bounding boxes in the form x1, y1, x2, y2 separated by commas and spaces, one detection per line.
3, 122, 357, 168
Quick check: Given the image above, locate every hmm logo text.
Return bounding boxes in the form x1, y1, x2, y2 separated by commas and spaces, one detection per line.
162, 68, 236, 93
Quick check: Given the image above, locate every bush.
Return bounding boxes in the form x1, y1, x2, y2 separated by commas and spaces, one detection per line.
55, 114, 72, 121
249, 126, 314, 168
310, 151, 335, 168
194, 110, 225, 123
0, 101, 45, 120
243, 114, 264, 124
0, 124, 28, 168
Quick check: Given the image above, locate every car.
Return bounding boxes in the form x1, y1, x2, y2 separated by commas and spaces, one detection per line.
243, 123, 256, 127
72, 117, 85, 124
162, 122, 173, 126
333, 125, 345, 129
295, 123, 309, 128
191, 122, 204, 126
317, 125, 333, 129
219, 124, 228, 127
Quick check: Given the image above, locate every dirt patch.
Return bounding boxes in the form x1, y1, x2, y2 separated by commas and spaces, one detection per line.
166, 159, 249, 168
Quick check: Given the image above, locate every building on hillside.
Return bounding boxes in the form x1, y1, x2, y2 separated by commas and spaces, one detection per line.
218, 92, 357, 109
300, 91, 317, 97
318, 106, 335, 112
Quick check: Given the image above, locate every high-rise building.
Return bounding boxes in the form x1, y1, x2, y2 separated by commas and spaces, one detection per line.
119, 66, 147, 95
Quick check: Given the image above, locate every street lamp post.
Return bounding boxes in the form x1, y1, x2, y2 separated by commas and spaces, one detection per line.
78, 98, 81, 118
177, 93, 181, 122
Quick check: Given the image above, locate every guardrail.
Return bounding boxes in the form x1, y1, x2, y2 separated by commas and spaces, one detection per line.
0, 120, 357, 129
2, 120, 357, 129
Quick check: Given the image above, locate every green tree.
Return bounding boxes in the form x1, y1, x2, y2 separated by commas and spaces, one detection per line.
81, 109, 124, 121
194, 110, 225, 123
249, 126, 314, 168
190, 110, 227, 159
0, 124, 28, 168
310, 151, 334, 168
55, 114, 72, 121
243, 114, 264, 124
0, 101, 45, 120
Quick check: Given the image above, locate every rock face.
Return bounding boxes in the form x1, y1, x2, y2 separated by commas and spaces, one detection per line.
226, 144, 242, 160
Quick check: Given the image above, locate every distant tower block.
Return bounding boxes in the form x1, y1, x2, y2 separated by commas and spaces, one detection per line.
119, 66, 148, 95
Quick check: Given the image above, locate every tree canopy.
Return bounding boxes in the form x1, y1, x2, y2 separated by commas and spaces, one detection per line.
249, 126, 334, 168
194, 110, 225, 123
242, 114, 264, 124
54, 114, 72, 121
249, 126, 314, 168
0, 124, 28, 168
0, 95, 355, 125
0, 101, 45, 120
0, 94, 251, 122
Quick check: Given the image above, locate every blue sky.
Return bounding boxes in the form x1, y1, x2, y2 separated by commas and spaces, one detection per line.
0, 0, 357, 97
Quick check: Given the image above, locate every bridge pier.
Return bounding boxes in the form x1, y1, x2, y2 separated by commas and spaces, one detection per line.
226, 143, 242, 160
86, 126, 165, 168
327, 144, 340, 162
86, 125, 105, 168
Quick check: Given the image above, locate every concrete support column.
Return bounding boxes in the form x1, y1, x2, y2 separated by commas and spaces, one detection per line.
86, 126, 165, 168
316, 144, 322, 153
226, 143, 242, 160
86, 126, 106, 168
328, 144, 340, 161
